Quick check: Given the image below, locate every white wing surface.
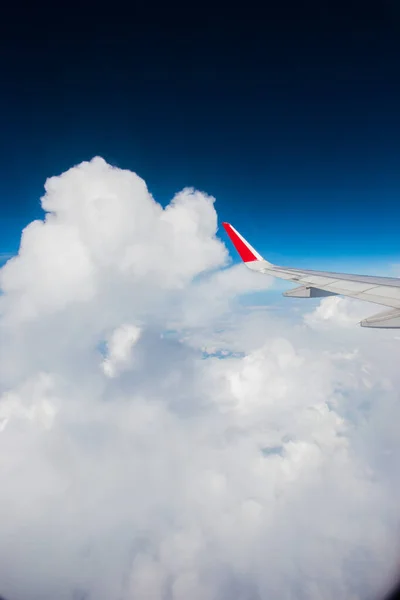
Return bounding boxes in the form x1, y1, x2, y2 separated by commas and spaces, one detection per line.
222, 222, 400, 328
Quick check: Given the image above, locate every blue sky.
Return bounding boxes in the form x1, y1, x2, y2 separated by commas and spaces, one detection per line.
1, 3, 400, 274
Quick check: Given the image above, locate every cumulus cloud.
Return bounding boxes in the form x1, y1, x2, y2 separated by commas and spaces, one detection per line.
303, 296, 376, 329
102, 324, 142, 378
0, 157, 400, 600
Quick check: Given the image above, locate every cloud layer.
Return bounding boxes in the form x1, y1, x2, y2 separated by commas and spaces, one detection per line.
0, 157, 399, 600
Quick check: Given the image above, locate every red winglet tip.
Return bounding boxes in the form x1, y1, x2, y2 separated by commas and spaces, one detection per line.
221, 222, 259, 263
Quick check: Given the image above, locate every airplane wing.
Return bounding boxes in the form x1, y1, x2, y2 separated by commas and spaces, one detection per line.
222, 222, 400, 328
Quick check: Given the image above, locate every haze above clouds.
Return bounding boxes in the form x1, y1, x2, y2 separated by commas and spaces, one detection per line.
0, 157, 400, 600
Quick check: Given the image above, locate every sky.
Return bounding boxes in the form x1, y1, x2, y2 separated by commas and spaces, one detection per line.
2, 3, 400, 600
1, 2, 400, 265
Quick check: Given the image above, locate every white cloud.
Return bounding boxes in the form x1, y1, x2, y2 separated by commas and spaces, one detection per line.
102, 324, 141, 378
303, 296, 375, 329
0, 157, 399, 599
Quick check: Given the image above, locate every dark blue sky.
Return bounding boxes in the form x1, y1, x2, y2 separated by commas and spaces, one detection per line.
1, 1, 400, 267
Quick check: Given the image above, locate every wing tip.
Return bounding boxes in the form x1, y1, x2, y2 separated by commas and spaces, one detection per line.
221, 221, 263, 263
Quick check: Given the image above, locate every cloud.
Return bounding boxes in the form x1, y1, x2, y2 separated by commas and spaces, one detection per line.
102, 324, 142, 378
0, 157, 400, 599
303, 296, 376, 329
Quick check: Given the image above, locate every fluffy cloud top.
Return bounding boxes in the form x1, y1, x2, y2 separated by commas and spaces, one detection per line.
0, 157, 399, 600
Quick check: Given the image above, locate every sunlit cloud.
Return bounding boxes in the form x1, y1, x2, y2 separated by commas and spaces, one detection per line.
0, 158, 399, 600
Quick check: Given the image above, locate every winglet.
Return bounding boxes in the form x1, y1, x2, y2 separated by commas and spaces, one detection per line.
222, 222, 264, 263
